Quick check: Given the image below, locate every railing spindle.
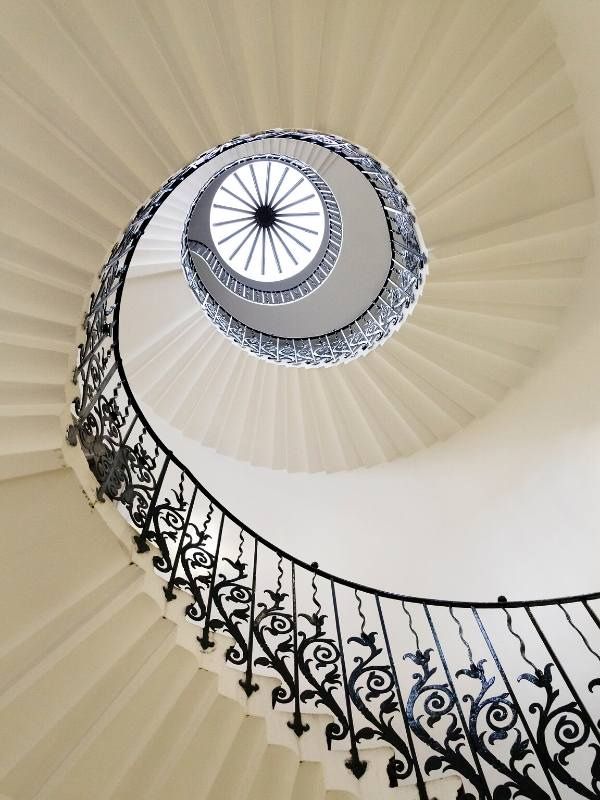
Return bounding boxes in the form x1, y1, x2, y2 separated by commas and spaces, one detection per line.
239, 538, 259, 697
424, 605, 491, 800
526, 606, 600, 744
331, 581, 367, 780
163, 485, 198, 602
376, 595, 428, 800
133, 452, 171, 553
473, 608, 562, 800
288, 561, 309, 737
198, 510, 225, 651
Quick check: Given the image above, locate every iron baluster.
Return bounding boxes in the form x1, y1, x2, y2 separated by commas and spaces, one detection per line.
560, 603, 600, 699
253, 554, 296, 713
198, 510, 225, 651
73, 359, 118, 422
376, 595, 428, 799
69, 343, 116, 438
163, 485, 198, 602
147, 471, 191, 588
451, 605, 551, 800
297, 567, 349, 752
205, 528, 253, 667
74, 328, 111, 382
288, 561, 309, 737
178, 501, 215, 625
423, 604, 490, 800
95, 409, 135, 503
331, 581, 367, 779
133, 453, 171, 553
504, 607, 600, 799
239, 538, 259, 697
473, 608, 562, 800
84, 261, 123, 321
403, 599, 482, 797
526, 606, 600, 746
346, 589, 414, 788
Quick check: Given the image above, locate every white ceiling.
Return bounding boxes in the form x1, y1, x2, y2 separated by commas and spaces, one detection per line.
114, 0, 597, 472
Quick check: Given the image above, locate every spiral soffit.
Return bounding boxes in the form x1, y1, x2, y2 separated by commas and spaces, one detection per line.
103, 0, 598, 474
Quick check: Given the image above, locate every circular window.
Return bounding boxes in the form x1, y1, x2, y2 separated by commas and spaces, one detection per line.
209, 159, 326, 284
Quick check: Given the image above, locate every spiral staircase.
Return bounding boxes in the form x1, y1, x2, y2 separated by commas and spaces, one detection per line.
2, 2, 600, 799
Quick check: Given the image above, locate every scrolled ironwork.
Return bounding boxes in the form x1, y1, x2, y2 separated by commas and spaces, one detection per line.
518, 663, 600, 799
296, 578, 350, 753
208, 529, 254, 673
348, 627, 414, 785
457, 658, 550, 800
252, 557, 298, 710
67, 128, 600, 796
403, 644, 483, 798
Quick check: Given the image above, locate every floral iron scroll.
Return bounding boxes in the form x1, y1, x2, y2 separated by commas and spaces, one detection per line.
69, 131, 600, 799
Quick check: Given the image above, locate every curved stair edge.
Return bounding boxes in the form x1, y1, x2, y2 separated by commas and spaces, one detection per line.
53, 413, 461, 800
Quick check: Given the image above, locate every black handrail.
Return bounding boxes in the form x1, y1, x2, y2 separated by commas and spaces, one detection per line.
68, 131, 600, 798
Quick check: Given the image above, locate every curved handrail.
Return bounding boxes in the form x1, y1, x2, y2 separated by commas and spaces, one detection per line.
68, 132, 600, 798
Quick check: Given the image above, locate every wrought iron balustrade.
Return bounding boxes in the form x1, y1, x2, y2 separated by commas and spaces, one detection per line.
178, 129, 427, 367
68, 139, 600, 800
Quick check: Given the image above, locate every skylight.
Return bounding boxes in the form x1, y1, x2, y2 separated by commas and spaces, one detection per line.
209, 159, 326, 283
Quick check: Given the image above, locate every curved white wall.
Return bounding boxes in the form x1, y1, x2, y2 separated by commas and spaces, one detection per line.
145, 0, 600, 603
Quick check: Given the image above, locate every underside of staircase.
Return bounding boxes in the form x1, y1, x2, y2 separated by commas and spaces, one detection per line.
2, 1, 600, 798
0, 468, 459, 800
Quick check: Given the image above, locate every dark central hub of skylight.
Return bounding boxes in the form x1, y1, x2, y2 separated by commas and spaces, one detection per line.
254, 204, 277, 229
